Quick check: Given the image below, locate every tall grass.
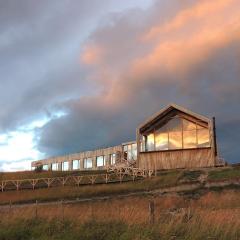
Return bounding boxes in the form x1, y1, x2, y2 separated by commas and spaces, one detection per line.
0, 190, 240, 239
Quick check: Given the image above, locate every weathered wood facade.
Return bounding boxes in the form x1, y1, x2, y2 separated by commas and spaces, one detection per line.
32, 145, 122, 171
32, 103, 219, 171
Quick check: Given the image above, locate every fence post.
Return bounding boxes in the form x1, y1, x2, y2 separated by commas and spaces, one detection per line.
35, 200, 38, 218
8, 200, 12, 219
91, 202, 94, 220
61, 200, 64, 223
149, 200, 155, 225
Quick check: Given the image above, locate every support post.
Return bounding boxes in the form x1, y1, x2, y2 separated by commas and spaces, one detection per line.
149, 200, 155, 225
35, 200, 38, 218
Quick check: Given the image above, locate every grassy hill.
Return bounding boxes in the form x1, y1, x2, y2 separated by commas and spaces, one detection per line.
0, 166, 240, 239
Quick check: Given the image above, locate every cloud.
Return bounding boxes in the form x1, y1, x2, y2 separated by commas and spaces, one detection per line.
37, 0, 240, 164
1, 0, 240, 169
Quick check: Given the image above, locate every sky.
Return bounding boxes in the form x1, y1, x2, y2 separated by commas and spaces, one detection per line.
0, 0, 239, 171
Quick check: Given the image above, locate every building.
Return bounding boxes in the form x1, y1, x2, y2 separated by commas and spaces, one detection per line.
31, 103, 219, 171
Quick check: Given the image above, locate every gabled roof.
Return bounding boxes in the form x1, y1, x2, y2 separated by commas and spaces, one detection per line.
138, 103, 211, 132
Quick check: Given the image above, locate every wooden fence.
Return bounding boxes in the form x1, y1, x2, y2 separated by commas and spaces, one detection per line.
0, 167, 154, 192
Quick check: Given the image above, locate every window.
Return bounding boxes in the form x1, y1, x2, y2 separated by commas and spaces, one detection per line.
169, 131, 182, 149
97, 156, 105, 167
197, 128, 210, 147
183, 119, 196, 131
127, 144, 132, 160
84, 158, 92, 169
43, 165, 48, 171
132, 144, 137, 160
155, 131, 168, 150
165, 118, 182, 132
62, 161, 69, 171
183, 130, 197, 148
72, 160, 79, 170
141, 116, 210, 152
141, 136, 146, 152
110, 154, 116, 165
52, 163, 58, 171
183, 119, 197, 149
146, 133, 155, 151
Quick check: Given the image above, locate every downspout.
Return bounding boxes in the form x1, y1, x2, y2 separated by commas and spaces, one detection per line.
212, 117, 218, 165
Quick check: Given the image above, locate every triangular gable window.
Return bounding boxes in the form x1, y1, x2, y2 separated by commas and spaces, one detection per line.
143, 116, 210, 152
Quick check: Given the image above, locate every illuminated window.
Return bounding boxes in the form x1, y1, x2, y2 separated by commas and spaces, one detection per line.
84, 158, 92, 169
132, 144, 137, 160
72, 160, 79, 170
197, 128, 210, 147
165, 118, 182, 132
183, 119, 196, 131
183, 130, 197, 148
52, 163, 58, 171
155, 131, 168, 150
43, 165, 48, 171
97, 156, 105, 167
146, 133, 155, 151
110, 154, 116, 165
127, 145, 132, 160
169, 131, 182, 149
62, 161, 69, 171
141, 116, 210, 152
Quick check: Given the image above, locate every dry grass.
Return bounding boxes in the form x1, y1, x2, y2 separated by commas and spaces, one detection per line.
0, 190, 240, 239
0, 171, 181, 205
0, 169, 107, 180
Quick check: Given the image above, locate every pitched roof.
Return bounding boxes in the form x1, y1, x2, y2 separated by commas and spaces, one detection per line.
138, 103, 211, 131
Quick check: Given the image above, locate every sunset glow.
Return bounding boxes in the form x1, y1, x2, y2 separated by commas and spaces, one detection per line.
0, 0, 239, 171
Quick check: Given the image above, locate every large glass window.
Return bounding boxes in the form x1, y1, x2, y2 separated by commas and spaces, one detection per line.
166, 118, 182, 132
123, 143, 138, 160
62, 161, 69, 171
72, 160, 79, 170
132, 144, 137, 160
43, 165, 48, 171
141, 136, 146, 152
110, 153, 116, 165
52, 163, 58, 171
197, 128, 210, 147
141, 117, 210, 152
155, 131, 168, 150
97, 156, 105, 167
146, 133, 155, 151
169, 131, 182, 149
183, 130, 197, 149
84, 158, 92, 169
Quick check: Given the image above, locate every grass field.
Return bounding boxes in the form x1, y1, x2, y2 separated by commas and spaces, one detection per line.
0, 170, 181, 205
208, 166, 240, 181
0, 167, 240, 205
0, 167, 240, 239
0, 190, 240, 239
0, 169, 107, 181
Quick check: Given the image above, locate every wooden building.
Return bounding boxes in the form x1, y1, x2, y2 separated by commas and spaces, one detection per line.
136, 104, 217, 170
32, 103, 219, 171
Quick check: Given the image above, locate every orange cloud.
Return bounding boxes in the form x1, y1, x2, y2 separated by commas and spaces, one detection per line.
131, 0, 240, 81
143, 0, 236, 41
81, 45, 103, 65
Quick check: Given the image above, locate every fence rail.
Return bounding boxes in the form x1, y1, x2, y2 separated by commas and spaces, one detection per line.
0, 167, 154, 192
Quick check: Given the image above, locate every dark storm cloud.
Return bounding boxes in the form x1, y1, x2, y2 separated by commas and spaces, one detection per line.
38, 0, 240, 164
1, 0, 239, 165
0, 0, 126, 131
